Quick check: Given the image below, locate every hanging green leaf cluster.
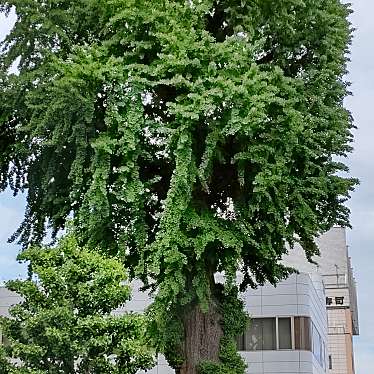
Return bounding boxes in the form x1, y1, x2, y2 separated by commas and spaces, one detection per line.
0, 235, 154, 373
0, 0, 356, 371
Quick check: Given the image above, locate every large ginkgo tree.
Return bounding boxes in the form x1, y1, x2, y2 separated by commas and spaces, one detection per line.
0, 1, 356, 373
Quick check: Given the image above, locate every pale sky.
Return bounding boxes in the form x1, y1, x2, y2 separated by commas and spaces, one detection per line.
0, 2, 373, 372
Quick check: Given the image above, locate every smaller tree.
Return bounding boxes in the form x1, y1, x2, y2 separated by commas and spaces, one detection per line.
0, 235, 154, 374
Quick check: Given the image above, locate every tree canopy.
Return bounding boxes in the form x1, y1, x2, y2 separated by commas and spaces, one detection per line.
0, 1, 356, 372
0, 235, 154, 373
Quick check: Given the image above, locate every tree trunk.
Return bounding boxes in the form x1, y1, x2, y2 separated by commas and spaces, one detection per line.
177, 302, 223, 374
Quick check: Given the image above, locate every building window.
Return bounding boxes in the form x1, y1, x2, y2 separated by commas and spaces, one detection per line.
262, 318, 277, 350
294, 316, 312, 351
312, 322, 326, 370
238, 316, 326, 370
239, 317, 293, 351
244, 318, 276, 351
329, 355, 333, 370
278, 318, 292, 349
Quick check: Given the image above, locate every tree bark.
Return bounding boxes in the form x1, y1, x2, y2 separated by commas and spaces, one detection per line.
177, 302, 223, 374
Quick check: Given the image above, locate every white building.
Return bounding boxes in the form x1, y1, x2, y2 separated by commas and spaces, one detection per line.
284, 228, 359, 374
0, 286, 20, 318
238, 272, 328, 374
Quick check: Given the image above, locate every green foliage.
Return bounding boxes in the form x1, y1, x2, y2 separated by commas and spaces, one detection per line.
0, 236, 154, 373
0, 346, 12, 374
0, 0, 356, 370
146, 301, 185, 369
